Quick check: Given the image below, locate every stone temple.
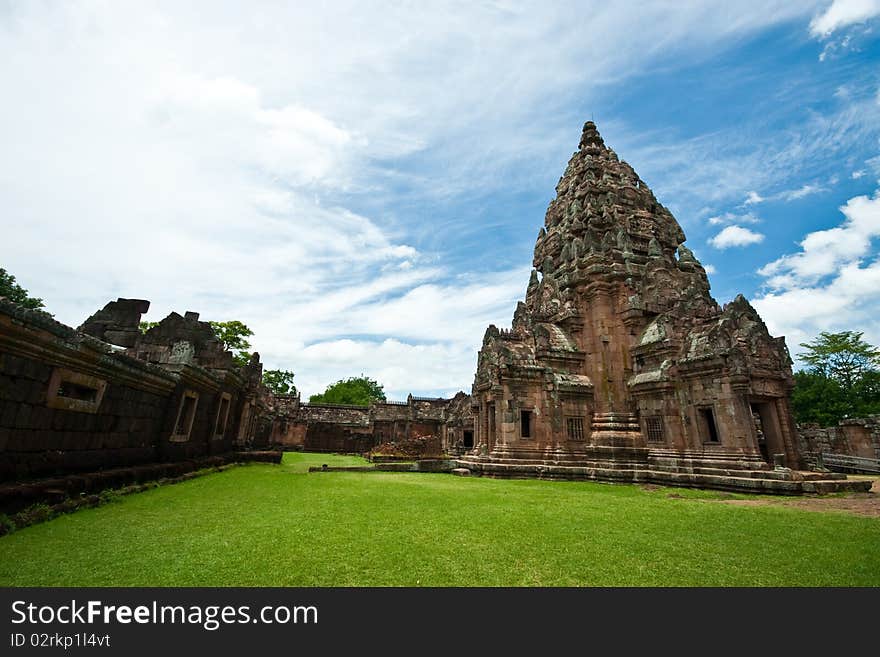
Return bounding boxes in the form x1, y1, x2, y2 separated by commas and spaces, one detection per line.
455, 121, 863, 493
0, 121, 873, 504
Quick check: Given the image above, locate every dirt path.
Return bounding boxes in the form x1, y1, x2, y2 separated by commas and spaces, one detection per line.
709, 477, 880, 518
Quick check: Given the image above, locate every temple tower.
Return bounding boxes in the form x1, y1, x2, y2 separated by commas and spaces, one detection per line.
461, 121, 813, 488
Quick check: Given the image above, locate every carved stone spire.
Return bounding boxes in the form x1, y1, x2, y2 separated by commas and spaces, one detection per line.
579, 121, 606, 152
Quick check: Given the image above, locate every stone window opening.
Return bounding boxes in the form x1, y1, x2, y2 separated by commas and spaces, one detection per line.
213, 393, 232, 440
520, 410, 533, 439
171, 390, 199, 442
698, 407, 720, 443
46, 368, 107, 414
566, 416, 585, 441
57, 381, 99, 403
645, 416, 664, 443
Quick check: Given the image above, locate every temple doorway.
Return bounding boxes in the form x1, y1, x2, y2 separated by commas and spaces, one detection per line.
750, 400, 785, 466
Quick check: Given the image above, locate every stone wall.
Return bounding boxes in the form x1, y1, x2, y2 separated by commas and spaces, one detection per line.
0, 298, 268, 483
797, 417, 880, 460
268, 394, 474, 455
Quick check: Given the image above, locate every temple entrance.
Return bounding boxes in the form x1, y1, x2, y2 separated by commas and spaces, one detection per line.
463, 430, 474, 449
750, 400, 786, 466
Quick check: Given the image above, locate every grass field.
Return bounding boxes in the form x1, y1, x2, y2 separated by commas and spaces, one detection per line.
1, 452, 878, 586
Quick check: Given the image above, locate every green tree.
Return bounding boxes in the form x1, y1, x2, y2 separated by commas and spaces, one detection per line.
139, 321, 159, 334
263, 369, 297, 396
792, 331, 880, 425
851, 369, 880, 418
309, 375, 386, 406
798, 331, 880, 392
209, 320, 254, 367
790, 371, 849, 426
0, 268, 46, 311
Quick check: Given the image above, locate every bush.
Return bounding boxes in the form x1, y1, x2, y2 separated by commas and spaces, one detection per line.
0, 514, 15, 537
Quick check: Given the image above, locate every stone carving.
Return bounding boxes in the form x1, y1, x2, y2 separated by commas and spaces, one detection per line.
677, 244, 697, 264
617, 227, 633, 256
169, 340, 195, 365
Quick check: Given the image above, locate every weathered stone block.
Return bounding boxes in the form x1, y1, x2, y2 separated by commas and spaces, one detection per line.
2, 355, 25, 377
9, 380, 30, 403
23, 360, 52, 383
13, 404, 32, 429
0, 401, 19, 427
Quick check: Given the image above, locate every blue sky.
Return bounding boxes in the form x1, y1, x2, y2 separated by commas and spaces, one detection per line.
1, 1, 879, 400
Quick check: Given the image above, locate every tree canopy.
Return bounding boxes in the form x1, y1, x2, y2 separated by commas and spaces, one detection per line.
209, 320, 254, 367
138, 321, 158, 334
309, 376, 386, 406
0, 267, 47, 311
209, 320, 254, 353
262, 369, 297, 396
798, 331, 880, 391
792, 331, 880, 426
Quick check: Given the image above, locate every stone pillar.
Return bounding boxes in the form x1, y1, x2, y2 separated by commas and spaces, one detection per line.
589, 412, 642, 447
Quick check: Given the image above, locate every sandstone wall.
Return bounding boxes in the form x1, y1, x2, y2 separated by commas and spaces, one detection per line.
0, 350, 170, 480
268, 394, 473, 455
797, 417, 880, 460
0, 299, 267, 482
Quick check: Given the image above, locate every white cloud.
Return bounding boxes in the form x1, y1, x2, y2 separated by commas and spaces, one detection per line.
754, 190, 880, 359
296, 339, 476, 400
0, 1, 846, 396
809, 0, 880, 37
245, 268, 529, 398
754, 259, 880, 360
744, 191, 764, 205
709, 225, 766, 249
703, 264, 718, 275
853, 169, 867, 179
758, 191, 880, 288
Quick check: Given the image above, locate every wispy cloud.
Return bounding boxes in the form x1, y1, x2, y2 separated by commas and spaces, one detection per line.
0, 1, 865, 397
740, 183, 827, 206
708, 211, 761, 225
621, 87, 880, 223
779, 183, 827, 200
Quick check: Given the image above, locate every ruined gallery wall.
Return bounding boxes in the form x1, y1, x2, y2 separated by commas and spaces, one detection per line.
0, 299, 264, 483
0, 301, 175, 480
797, 417, 880, 460
268, 395, 473, 454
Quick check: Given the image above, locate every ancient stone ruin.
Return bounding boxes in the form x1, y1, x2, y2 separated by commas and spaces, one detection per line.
0, 120, 874, 499
268, 392, 471, 456
455, 122, 870, 494
0, 297, 275, 511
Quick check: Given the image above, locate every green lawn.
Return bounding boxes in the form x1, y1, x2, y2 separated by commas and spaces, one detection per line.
1, 452, 878, 586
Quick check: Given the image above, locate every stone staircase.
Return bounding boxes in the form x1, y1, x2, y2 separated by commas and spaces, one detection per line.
454, 449, 874, 495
